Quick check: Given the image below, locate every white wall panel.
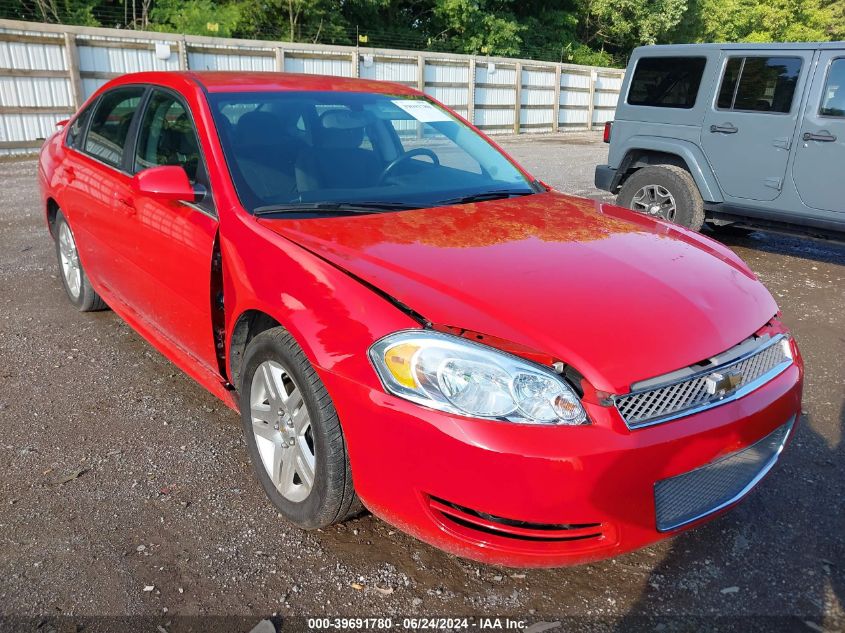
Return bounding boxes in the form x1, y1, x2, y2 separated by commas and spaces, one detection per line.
475, 63, 516, 85
0, 40, 66, 70
81, 77, 108, 99
188, 51, 273, 71
560, 71, 590, 89
284, 55, 353, 77
425, 86, 468, 108
360, 58, 416, 83
78, 41, 179, 73
560, 108, 589, 125
0, 112, 64, 141
425, 62, 468, 84
560, 90, 590, 107
0, 76, 71, 107
522, 68, 555, 88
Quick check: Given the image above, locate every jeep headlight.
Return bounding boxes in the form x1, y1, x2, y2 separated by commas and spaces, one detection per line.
368, 331, 588, 425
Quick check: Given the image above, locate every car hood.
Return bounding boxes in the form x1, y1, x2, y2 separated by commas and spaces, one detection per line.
259, 192, 777, 393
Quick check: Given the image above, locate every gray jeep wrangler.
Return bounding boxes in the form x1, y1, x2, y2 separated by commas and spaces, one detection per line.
595, 42, 845, 239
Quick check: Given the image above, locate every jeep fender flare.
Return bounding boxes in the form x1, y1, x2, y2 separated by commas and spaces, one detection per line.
613, 136, 723, 203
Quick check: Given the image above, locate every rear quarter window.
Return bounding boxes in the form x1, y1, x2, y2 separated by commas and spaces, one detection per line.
820, 58, 845, 117
716, 56, 802, 113
627, 57, 707, 109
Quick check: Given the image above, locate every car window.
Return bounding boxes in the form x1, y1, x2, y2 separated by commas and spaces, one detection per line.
717, 56, 802, 113
65, 103, 94, 150
391, 119, 482, 175
134, 90, 201, 182
209, 91, 533, 213
627, 57, 706, 109
84, 87, 144, 168
820, 58, 845, 117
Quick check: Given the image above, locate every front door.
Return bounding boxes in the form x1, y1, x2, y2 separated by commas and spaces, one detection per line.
121, 87, 221, 373
793, 52, 845, 213
701, 52, 813, 202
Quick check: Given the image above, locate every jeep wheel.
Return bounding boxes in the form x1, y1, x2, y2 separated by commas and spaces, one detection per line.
618, 165, 705, 231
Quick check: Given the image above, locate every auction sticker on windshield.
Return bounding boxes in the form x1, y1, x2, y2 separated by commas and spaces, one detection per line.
392, 99, 452, 122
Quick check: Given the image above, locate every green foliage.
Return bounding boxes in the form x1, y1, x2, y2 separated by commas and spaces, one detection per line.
432, 0, 524, 55
2, 0, 843, 67
150, 0, 242, 36
673, 0, 836, 44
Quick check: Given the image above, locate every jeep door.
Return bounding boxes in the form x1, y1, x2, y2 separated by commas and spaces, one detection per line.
793, 52, 845, 214
701, 51, 813, 202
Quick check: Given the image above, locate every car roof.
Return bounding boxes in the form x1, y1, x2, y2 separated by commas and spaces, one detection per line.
183, 71, 421, 95
632, 41, 845, 56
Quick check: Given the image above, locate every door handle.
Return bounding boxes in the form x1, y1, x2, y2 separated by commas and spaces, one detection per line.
113, 192, 136, 215
710, 123, 738, 134
802, 131, 837, 142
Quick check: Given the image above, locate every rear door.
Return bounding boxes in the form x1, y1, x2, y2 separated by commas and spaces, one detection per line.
701, 51, 813, 201
793, 52, 845, 213
123, 87, 220, 372
61, 86, 146, 297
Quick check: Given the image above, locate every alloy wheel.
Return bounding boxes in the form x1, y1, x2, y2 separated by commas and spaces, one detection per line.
630, 184, 677, 221
58, 221, 82, 299
249, 360, 316, 503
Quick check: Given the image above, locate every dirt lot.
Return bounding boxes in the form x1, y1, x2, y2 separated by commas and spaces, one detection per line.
0, 132, 843, 632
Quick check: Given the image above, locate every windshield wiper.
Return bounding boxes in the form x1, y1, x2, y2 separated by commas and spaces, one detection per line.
435, 189, 535, 206
253, 201, 421, 217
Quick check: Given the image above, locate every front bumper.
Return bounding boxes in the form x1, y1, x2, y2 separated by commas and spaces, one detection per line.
320, 354, 802, 568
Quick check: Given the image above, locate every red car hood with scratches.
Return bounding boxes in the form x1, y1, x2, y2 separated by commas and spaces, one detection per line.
259, 191, 777, 393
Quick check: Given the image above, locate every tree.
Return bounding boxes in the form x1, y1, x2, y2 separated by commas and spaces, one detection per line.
431, 0, 524, 56
150, 0, 242, 36
675, 0, 835, 43
580, 0, 688, 54
236, 0, 350, 43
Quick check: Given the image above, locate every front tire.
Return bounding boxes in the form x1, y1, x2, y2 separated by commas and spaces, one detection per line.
54, 210, 108, 312
617, 165, 705, 231
239, 327, 361, 529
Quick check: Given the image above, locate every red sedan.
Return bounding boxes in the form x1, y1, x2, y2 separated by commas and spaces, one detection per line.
37, 71, 803, 567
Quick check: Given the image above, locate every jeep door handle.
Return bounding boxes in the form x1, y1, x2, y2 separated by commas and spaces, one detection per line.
710, 123, 738, 134
802, 131, 837, 142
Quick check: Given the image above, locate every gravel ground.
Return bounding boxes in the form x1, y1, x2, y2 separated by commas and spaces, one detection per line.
0, 132, 843, 632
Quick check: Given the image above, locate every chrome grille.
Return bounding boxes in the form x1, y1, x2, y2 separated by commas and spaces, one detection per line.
654, 417, 794, 531
615, 335, 793, 429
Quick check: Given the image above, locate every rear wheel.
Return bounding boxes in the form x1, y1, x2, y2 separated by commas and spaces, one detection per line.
240, 327, 361, 529
54, 211, 108, 312
617, 165, 705, 231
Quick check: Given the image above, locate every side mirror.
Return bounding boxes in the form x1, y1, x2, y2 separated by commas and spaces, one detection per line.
132, 166, 203, 203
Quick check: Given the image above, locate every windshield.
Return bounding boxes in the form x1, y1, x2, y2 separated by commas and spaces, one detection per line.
208, 90, 536, 215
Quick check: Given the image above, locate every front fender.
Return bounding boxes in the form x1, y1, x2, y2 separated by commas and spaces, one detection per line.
221, 215, 420, 393
612, 135, 723, 203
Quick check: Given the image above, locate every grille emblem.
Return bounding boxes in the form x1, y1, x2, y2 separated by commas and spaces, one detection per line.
705, 369, 744, 395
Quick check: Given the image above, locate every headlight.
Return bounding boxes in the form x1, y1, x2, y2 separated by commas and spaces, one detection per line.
368, 330, 588, 425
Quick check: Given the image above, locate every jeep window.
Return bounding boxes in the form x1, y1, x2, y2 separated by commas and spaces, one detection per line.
820, 58, 845, 117
717, 56, 802, 113
627, 57, 706, 109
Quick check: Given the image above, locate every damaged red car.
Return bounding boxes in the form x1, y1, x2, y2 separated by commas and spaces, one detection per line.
38, 71, 803, 567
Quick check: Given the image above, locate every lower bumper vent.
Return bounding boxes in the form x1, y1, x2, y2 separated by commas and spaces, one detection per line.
429, 496, 602, 542
654, 417, 794, 531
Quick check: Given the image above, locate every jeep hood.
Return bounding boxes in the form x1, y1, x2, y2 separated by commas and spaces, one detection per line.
259, 192, 777, 393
